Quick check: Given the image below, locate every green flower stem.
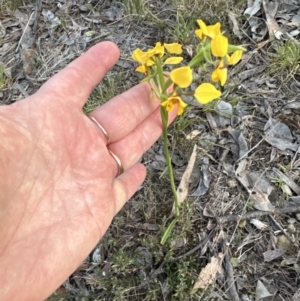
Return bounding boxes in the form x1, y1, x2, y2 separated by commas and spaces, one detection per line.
155, 57, 166, 97
188, 43, 210, 68
153, 56, 180, 217
160, 106, 180, 217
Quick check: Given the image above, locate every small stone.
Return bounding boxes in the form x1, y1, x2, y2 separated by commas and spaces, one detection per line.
79, 5, 89, 12
287, 218, 296, 224
276, 235, 292, 251
296, 213, 300, 222
224, 191, 230, 198
170, 237, 187, 249
228, 179, 237, 188
287, 223, 296, 234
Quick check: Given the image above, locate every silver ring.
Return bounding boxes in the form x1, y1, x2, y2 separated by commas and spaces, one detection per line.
89, 116, 110, 144
109, 150, 124, 177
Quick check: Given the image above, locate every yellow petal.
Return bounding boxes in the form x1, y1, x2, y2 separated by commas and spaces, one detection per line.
161, 96, 187, 115
198, 20, 208, 37
164, 43, 182, 54
211, 34, 228, 57
152, 42, 164, 57
164, 57, 183, 65
228, 50, 243, 65
176, 97, 188, 115
211, 68, 227, 86
211, 68, 219, 82
135, 65, 147, 74
195, 28, 203, 40
146, 59, 155, 66
161, 99, 175, 113
170, 66, 193, 88
194, 83, 221, 104
196, 20, 221, 40
207, 23, 221, 39
132, 48, 149, 64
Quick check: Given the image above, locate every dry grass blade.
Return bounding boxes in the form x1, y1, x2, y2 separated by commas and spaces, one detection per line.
273, 168, 300, 195
262, 0, 282, 39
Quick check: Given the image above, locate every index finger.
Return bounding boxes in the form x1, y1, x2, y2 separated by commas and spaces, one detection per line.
37, 41, 120, 107
89, 82, 161, 143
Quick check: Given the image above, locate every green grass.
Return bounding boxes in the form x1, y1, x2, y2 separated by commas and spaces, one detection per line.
84, 72, 127, 114
122, 0, 145, 16
0, 0, 35, 12
0, 64, 6, 90
269, 40, 300, 80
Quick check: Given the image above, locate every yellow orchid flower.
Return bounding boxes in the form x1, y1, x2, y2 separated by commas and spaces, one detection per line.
132, 48, 151, 65
164, 43, 182, 54
195, 20, 221, 40
133, 42, 184, 73
170, 66, 193, 88
194, 83, 221, 104
132, 48, 154, 74
211, 34, 228, 58
211, 50, 243, 85
211, 60, 227, 86
161, 95, 187, 115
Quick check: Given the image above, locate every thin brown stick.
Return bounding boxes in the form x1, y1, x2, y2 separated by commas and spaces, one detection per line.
223, 242, 240, 301
148, 226, 217, 281
169, 226, 217, 262
217, 206, 300, 224
32, 0, 43, 45
268, 214, 295, 243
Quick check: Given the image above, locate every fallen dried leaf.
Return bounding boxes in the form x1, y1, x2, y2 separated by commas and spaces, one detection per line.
256, 280, 272, 300
250, 219, 268, 230
262, 0, 282, 39
263, 249, 285, 262
273, 168, 300, 195
186, 130, 201, 140
237, 171, 275, 212
21, 49, 37, 75
193, 253, 224, 290
0, 21, 6, 38
137, 223, 160, 231
171, 145, 197, 215
264, 118, 300, 151
191, 156, 210, 196
228, 11, 243, 39
244, 0, 262, 16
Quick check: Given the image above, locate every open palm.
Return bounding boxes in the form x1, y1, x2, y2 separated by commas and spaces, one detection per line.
0, 42, 175, 301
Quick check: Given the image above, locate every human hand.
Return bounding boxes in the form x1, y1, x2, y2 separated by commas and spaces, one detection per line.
0, 42, 175, 301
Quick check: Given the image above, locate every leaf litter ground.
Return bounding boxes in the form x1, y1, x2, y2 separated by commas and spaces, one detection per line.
1, 0, 300, 300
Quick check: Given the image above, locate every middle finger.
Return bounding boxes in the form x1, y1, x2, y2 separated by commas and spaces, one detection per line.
88, 82, 160, 143
108, 105, 177, 171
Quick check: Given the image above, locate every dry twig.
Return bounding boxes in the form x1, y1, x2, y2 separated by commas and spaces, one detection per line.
223, 242, 240, 301
170, 226, 217, 262
217, 206, 300, 224
268, 214, 295, 243
32, 0, 43, 43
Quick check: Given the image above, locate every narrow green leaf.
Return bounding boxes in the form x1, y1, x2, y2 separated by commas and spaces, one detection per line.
160, 218, 178, 245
